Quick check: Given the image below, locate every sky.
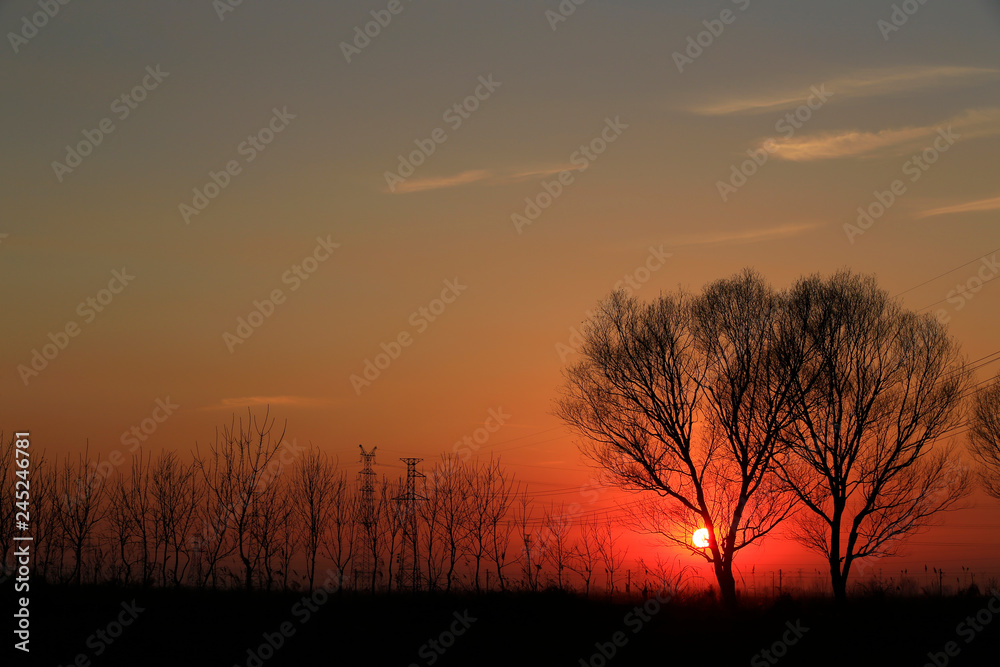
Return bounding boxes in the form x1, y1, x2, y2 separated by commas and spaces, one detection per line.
2, 0, 999, 582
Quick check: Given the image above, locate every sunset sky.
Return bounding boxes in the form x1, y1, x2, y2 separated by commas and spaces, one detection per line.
3, 0, 999, 581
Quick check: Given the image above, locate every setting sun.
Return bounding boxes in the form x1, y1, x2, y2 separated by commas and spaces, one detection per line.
693, 528, 711, 549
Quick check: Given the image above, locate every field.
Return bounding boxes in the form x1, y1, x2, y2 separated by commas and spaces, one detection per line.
14, 584, 1000, 667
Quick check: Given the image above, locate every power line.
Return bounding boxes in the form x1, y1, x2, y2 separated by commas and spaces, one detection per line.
894, 246, 1000, 298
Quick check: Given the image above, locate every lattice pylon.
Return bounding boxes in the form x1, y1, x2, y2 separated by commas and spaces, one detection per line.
395, 457, 426, 591
354, 445, 377, 590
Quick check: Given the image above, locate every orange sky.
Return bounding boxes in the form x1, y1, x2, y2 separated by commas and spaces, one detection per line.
2, 0, 999, 583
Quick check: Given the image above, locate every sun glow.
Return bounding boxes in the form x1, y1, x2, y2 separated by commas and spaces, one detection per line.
693, 528, 711, 549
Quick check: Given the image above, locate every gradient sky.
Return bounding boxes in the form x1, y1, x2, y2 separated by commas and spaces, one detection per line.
2, 0, 999, 581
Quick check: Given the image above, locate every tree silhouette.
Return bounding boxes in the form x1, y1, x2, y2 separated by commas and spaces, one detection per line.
557, 271, 797, 608
778, 271, 971, 602
969, 373, 1000, 500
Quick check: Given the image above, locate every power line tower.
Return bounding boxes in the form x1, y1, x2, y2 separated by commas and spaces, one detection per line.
354, 445, 377, 590
395, 457, 426, 592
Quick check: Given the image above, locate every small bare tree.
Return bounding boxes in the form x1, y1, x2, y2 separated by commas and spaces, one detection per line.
540, 505, 573, 590
594, 520, 627, 599
570, 518, 600, 597
969, 373, 1000, 500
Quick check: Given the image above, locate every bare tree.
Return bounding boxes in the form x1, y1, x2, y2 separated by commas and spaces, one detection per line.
28, 453, 60, 581
107, 471, 138, 585
539, 505, 573, 590
57, 445, 109, 585
194, 409, 286, 591
969, 373, 1000, 500
322, 470, 355, 592
557, 272, 798, 608
379, 477, 403, 590
419, 456, 453, 591
150, 451, 201, 587
465, 456, 517, 592
0, 434, 15, 577
483, 458, 519, 592
436, 461, 469, 592
778, 271, 971, 602
293, 445, 338, 591
594, 520, 627, 599
569, 518, 600, 597
515, 491, 544, 592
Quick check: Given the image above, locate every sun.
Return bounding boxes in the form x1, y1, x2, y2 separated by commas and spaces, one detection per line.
692, 528, 711, 549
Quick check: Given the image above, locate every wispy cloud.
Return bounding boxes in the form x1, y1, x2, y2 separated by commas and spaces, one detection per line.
917, 195, 1000, 218
203, 395, 333, 410
387, 164, 583, 194
766, 107, 1000, 161
391, 169, 492, 194
690, 66, 999, 116
667, 222, 823, 247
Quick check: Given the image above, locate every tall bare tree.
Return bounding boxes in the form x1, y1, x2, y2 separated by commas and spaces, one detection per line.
969, 373, 1000, 500
194, 409, 286, 591
151, 451, 201, 586
322, 469, 355, 592
293, 445, 338, 591
557, 272, 798, 608
778, 271, 971, 602
0, 434, 15, 578
28, 453, 60, 581
57, 445, 109, 585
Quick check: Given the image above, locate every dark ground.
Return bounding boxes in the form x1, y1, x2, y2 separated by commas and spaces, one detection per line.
5, 583, 1000, 666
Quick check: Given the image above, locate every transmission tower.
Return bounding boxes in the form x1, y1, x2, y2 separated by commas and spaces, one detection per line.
354, 445, 377, 590
395, 457, 426, 592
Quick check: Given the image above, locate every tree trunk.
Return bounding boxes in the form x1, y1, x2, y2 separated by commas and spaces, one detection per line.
714, 560, 738, 609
